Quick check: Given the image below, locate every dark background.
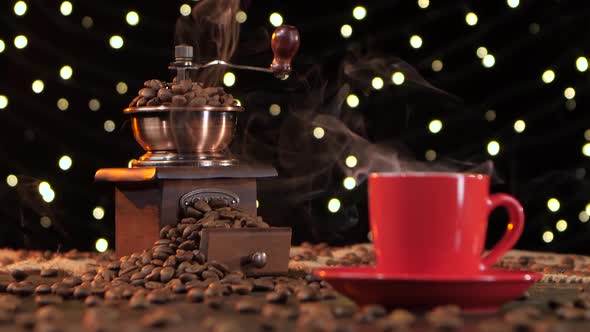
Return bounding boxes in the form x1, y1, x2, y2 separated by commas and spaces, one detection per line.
1, 0, 589, 254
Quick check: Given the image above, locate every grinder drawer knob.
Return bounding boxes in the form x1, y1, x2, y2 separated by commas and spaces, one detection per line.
241, 251, 267, 269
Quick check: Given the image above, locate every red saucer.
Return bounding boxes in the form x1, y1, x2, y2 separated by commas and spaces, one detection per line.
313, 267, 542, 313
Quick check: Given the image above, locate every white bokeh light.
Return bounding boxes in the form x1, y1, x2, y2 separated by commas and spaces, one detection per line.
93, 206, 105, 220
57, 98, 69, 111
126, 11, 139, 26
547, 198, 560, 212
313, 127, 325, 139
14, 1, 27, 16
391, 72, 405, 85
542, 69, 555, 84
465, 12, 478, 26
341, 24, 353, 38
418, 0, 429, 9
116, 82, 128, 94
564, 87, 576, 100
32, 80, 45, 94
180, 4, 191, 16
60, 1, 73, 16
487, 140, 500, 156
60, 65, 73, 80
346, 94, 359, 108
343, 177, 356, 190
14, 35, 28, 49
514, 120, 526, 133
223, 72, 236, 87
371, 77, 384, 90
476, 47, 488, 59
577, 57, 588, 72
0, 40, 5, 53
556, 219, 568, 232
6, 175, 18, 187
58, 155, 72, 171
410, 35, 423, 49
104, 120, 115, 132
428, 119, 443, 134
507, 0, 520, 8
353, 6, 367, 20
542, 231, 554, 243
328, 198, 341, 213
431, 60, 443, 72
235, 11, 247, 24
269, 13, 283, 27
95, 238, 109, 252
89, 99, 101, 111
109, 35, 124, 49
345, 155, 358, 168
482, 54, 495, 68
0, 95, 8, 110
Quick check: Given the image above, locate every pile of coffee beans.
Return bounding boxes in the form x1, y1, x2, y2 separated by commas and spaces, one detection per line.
129, 79, 238, 108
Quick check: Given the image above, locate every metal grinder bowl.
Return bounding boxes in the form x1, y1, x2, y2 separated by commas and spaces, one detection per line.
124, 105, 244, 167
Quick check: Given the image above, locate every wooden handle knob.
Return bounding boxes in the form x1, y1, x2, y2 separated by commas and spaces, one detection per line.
270, 25, 300, 79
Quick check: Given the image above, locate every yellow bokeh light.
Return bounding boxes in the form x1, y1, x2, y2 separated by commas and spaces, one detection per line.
585, 129, 590, 141
542, 231, 554, 243
57, 98, 68, 111
116, 82, 128, 95
313, 127, 325, 139
476, 47, 488, 59
542, 70, 555, 84
564, 87, 576, 100
418, 0, 430, 9
425, 149, 437, 161
391, 72, 405, 85
514, 120, 526, 133
269, 104, 281, 116
93, 206, 105, 220
345, 155, 358, 168
40, 216, 52, 228
371, 77, 384, 90
409, 35, 423, 49
343, 177, 356, 190
576, 57, 588, 72
487, 140, 500, 156
223, 72, 236, 87
104, 120, 115, 132
547, 198, 560, 212
38, 181, 55, 203
14, 1, 27, 16
346, 94, 360, 108
269, 12, 283, 27
353, 6, 367, 20
507, 0, 520, 8
0, 95, 8, 110
6, 175, 18, 187
60, 65, 73, 80
431, 59, 443, 72
341, 24, 353, 38
0, 40, 5, 53
58, 155, 72, 171
95, 238, 109, 252
482, 54, 495, 68
89, 99, 101, 111
556, 219, 567, 232
235, 11, 247, 24
60, 1, 73, 16
126, 11, 139, 26
32, 80, 44, 94
14, 35, 28, 49
583, 143, 590, 157
180, 4, 191, 16
109, 35, 124, 49
580, 211, 590, 223
465, 12, 478, 26
327, 198, 341, 213
428, 119, 443, 134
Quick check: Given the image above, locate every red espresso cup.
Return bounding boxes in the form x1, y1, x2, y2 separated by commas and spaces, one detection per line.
368, 172, 524, 276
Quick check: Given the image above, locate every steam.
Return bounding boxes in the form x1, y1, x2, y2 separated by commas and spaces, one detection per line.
174, 0, 241, 86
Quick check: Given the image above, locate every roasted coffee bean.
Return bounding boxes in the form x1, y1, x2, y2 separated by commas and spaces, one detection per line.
129, 293, 149, 309
40, 268, 59, 278
296, 287, 320, 302
73, 286, 91, 298
231, 282, 254, 295
145, 281, 164, 290
320, 288, 338, 300
137, 97, 148, 107
381, 309, 416, 329
146, 97, 161, 106
84, 295, 102, 307
182, 224, 200, 239
188, 96, 207, 107
35, 284, 52, 295
266, 291, 289, 304
157, 88, 172, 102
235, 298, 261, 314
209, 261, 230, 274
184, 263, 206, 274
145, 79, 164, 90
176, 251, 194, 262
179, 273, 198, 283
187, 288, 204, 302
253, 278, 275, 291
159, 225, 171, 239
172, 283, 187, 294
35, 295, 63, 307
202, 271, 220, 280
556, 307, 585, 320
129, 96, 141, 107
171, 95, 188, 106
145, 267, 162, 281
159, 267, 175, 283
61, 276, 82, 287
355, 304, 387, 323
147, 289, 171, 304
81, 272, 95, 282
178, 240, 196, 251
193, 200, 212, 212
11, 269, 28, 281
193, 251, 206, 264
205, 296, 223, 309
15, 312, 35, 329
13, 282, 35, 296
139, 88, 156, 99
332, 305, 356, 318
140, 307, 181, 328
262, 304, 299, 320
36, 306, 64, 322
185, 207, 203, 219
504, 306, 542, 324
296, 313, 334, 331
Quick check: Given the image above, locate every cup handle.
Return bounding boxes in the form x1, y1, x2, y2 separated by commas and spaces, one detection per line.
480, 193, 525, 271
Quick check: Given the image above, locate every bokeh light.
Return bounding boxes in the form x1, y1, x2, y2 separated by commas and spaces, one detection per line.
327, 198, 341, 213
6, 175, 18, 187
38, 181, 55, 203
32, 80, 44, 94
514, 120, 526, 133
482, 54, 495, 68
391, 72, 405, 85
542, 69, 555, 83
583, 143, 590, 157
428, 119, 443, 134
371, 77, 384, 90
269, 104, 281, 116
343, 177, 356, 190
116, 82, 128, 94
564, 87, 576, 99
0, 40, 5, 53
425, 149, 437, 161
269, 13, 283, 27
40, 216, 52, 229
180, 4, 191, 16
0, 95, 8, 110
410, 35, 423, 49
431, 60, 443, 72
60, 65, 73, 80
126, 11, 139, 26
58, 155, 72, 171
82, 16, 93, 29
507, 0, 520, 8
95, 238, 109, 252
487, 140, 500, 156
547, 198, 560, 212
93, 206, 105, 220
556, 219, 568, 232
57, 98, 68, 111
235, 11, 247, 24
313, 127, 325, 139
14, 35, 28, 49
465, 12, 478, 26
353, 6, 367, 20
223, 72, 236, 87
576, 57, 588, 72
476, 47, 488, 59
418, 0, 429, 9
341, 25, 353, 38
89, 99, 101, 111
60, 1, 73, 16
14, 1, 27, 16
345, 155, 358, 168
109, 35, 124, 49
346, 94, 359, 108
104, 120, 116, 132
579, 211, 590, 223
542, 231, 554, 243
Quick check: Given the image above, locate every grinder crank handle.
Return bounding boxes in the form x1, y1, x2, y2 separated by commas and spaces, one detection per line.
270, 25, 300, 80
